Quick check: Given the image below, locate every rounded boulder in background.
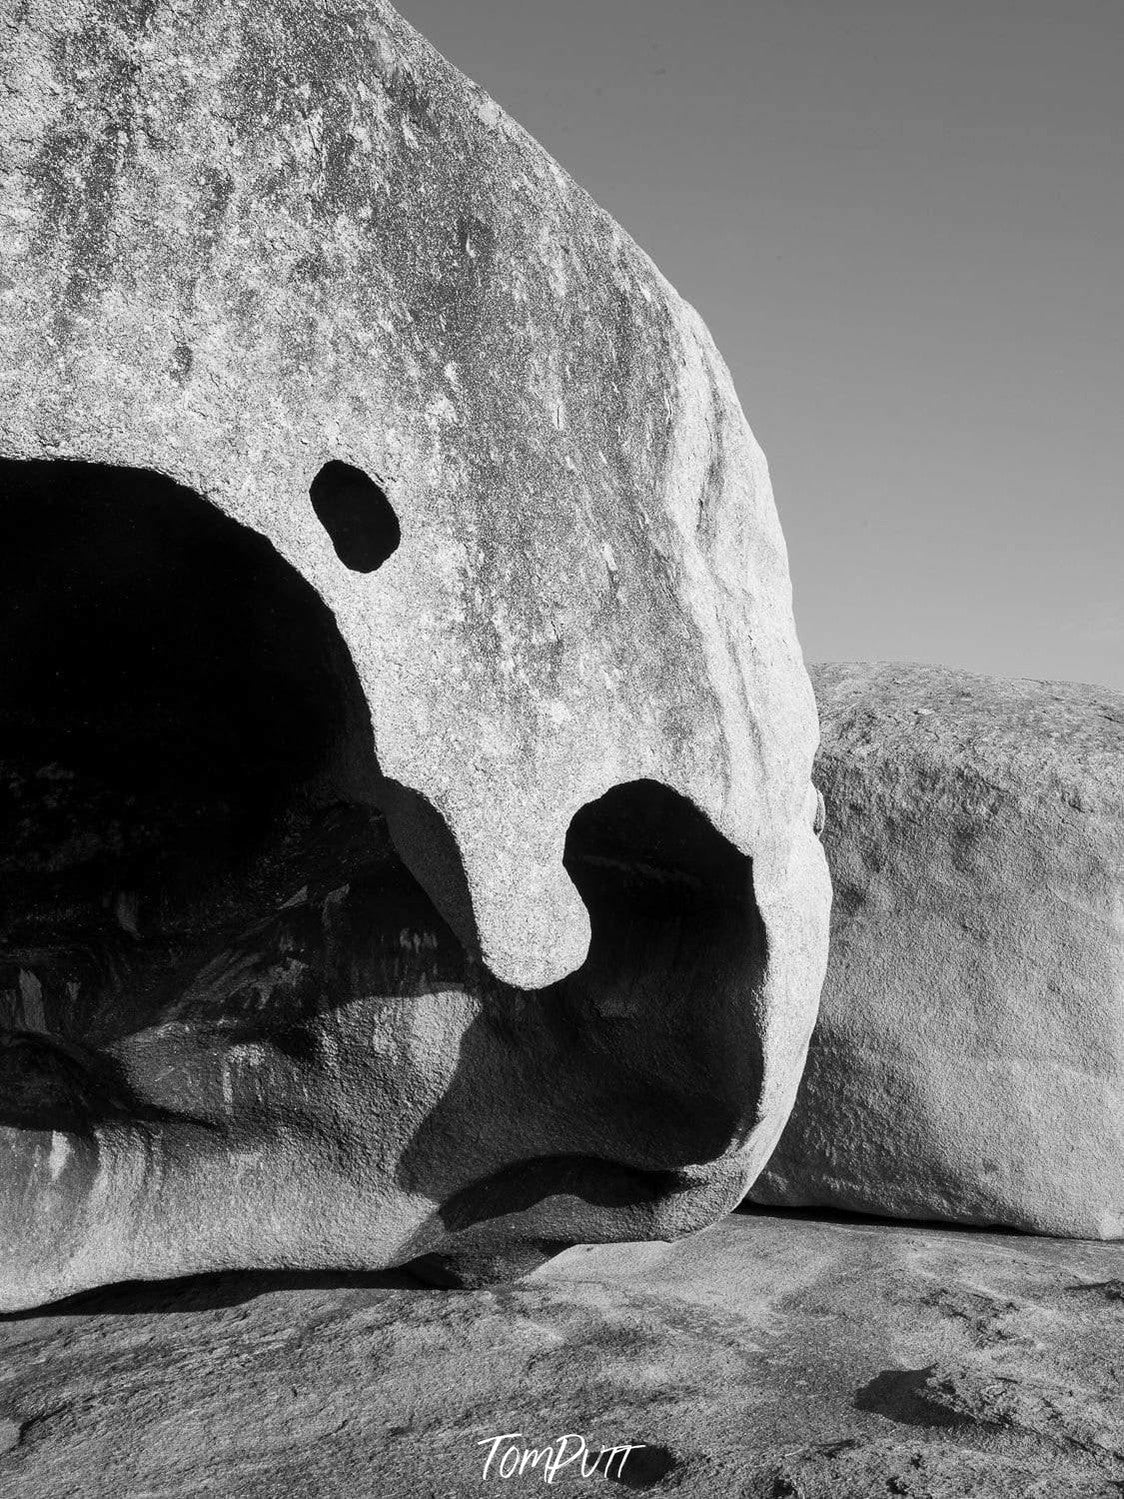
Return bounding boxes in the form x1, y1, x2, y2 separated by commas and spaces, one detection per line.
754, 662, 1124, 1239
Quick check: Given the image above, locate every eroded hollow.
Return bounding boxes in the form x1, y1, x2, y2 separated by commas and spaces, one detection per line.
309, 460, 400, 573
397, 782, 771, 1249
560, 780, 769, 1152
0, 458, 387, 1069
0, 460, 770, 1251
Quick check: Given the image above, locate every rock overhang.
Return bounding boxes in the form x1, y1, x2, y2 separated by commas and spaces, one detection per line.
1, 0, 816, 992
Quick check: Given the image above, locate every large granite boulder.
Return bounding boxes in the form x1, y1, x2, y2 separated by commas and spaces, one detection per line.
753, 662, 1124, 1238
0, 0, 829, 1308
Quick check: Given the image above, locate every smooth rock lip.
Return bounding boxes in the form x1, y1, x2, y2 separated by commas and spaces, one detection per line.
753, 660, 1124, 1240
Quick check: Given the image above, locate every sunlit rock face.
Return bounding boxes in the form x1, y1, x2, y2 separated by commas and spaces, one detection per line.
753, 663, 1124, 1240
0, 0, 829, 1309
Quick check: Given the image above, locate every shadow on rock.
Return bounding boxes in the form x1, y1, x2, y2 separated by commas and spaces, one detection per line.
854, 1366, 973, 1429
0, 1265, 429, 1320
609, 1442, 682, 1489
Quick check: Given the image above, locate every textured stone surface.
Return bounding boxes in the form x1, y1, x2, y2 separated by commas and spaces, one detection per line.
754, 662, 1124, 1238
0, 1, 829, 1308
2, 1210, 1123, 1496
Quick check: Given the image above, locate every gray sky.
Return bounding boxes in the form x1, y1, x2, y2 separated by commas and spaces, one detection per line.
402, 0, 1123, 692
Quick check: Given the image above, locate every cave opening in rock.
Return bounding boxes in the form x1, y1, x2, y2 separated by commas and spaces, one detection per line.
563, 779, 758, 920
0, 458, 385, 1054
395, 782, 772, 1245
558, 779, 769, 1157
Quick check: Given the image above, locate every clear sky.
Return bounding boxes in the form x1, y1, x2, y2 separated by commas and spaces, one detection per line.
401, 0, 1122, 692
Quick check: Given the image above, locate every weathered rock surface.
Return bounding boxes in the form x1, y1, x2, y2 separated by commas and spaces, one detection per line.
0, 2, 828, 1307
753, 662, 1124, 1238
2, 1209, 1123, 1496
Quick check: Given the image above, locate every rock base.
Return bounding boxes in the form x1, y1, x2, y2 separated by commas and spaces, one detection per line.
2, 1210, 1122, 1496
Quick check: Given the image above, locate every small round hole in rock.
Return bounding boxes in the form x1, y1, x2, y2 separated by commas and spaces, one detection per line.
309, 461, 400, 573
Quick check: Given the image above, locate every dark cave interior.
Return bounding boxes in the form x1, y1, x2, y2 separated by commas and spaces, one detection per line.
0, 457, 384, 1050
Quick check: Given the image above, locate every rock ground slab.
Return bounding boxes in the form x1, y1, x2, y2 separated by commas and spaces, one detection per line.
1, 1210, 1122, 1497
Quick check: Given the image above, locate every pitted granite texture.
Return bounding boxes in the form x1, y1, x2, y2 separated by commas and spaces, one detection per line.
0, 0, 828, 1308
754, 662, 1124, 1239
